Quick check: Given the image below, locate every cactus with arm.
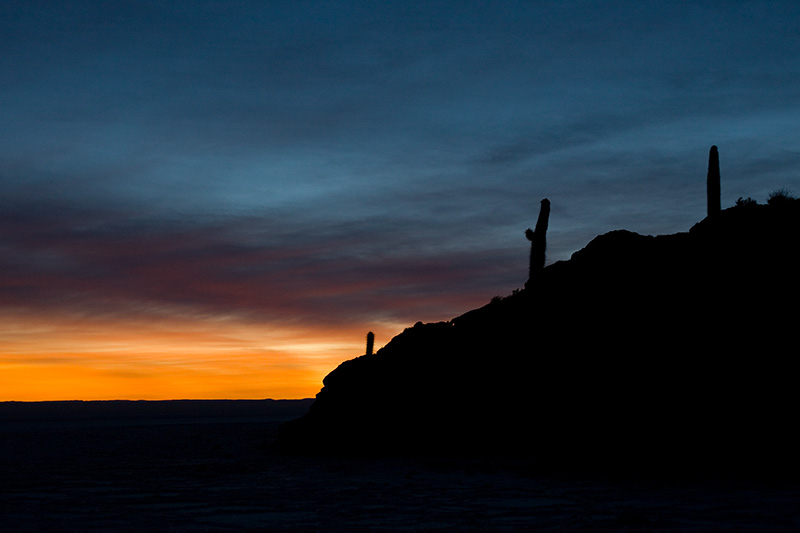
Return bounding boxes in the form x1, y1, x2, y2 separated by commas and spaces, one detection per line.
526, 198, 550, 286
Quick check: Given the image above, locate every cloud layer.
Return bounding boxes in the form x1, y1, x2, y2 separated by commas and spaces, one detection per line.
2, 1, 800, 398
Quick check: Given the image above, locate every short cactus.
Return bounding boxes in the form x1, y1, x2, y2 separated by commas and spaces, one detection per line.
366, 331, 375, 356
707, 145, 720, 216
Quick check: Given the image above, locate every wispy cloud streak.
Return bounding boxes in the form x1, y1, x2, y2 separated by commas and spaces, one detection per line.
0, 197, 521, 330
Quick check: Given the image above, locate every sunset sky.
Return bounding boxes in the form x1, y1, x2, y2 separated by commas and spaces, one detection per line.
3, 1, 800, 400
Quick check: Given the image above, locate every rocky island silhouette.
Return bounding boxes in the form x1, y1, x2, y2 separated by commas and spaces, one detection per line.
277, 147, 799, 479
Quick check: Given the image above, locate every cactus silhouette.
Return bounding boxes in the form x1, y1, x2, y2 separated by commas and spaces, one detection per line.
525, 198, 550, 287
366, 331, 375, 356
707, 145, 720, 216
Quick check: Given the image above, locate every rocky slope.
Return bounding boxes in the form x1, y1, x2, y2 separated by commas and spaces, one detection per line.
277, 201, 800, 477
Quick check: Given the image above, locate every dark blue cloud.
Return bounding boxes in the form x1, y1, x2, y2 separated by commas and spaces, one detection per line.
2, 0, 800, 331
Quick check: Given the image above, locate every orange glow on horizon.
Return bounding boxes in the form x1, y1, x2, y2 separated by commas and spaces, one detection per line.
0, 310, 401, 402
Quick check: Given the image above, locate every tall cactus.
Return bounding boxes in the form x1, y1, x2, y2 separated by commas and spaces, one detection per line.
525, 198, 550, 287
366, 331, 375, 356
707, 145, 720, 216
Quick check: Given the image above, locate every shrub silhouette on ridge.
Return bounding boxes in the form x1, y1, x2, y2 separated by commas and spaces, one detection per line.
767, 188, 795, 206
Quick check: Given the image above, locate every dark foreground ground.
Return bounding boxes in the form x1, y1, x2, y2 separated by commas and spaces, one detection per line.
1, 400, 799, 532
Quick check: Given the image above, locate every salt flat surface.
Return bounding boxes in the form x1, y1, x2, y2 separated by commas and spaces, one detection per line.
1, 400, 799, 531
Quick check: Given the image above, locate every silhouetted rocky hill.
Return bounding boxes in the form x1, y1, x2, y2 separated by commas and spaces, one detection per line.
277, 201, 800, 478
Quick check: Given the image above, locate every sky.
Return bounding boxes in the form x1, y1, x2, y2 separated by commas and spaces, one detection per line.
2, 1, 800, 400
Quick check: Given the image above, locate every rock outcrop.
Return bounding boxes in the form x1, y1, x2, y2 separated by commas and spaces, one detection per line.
277, 201, 800, 477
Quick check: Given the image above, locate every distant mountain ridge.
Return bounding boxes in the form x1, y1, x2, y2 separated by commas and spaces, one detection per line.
0, 399, 314, 423
277, 201, 800, 478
